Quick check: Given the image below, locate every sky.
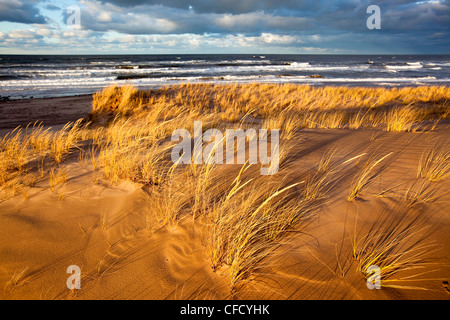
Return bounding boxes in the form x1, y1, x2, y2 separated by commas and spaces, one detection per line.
0, 0, 448, 54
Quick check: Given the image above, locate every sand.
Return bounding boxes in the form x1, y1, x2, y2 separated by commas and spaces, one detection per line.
0, 95, 92, 136
0, 95, 449, 300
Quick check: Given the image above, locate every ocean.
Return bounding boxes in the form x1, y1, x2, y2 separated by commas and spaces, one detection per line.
1, 54, 449, 99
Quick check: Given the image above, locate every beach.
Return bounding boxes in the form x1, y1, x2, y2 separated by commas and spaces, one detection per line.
0, 83, 449, 300
0, 94, 92, 134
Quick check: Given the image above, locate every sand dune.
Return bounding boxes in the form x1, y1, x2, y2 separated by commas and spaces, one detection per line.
0, 85, 449, 300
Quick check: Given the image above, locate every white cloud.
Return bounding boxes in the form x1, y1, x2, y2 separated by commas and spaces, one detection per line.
260, 33, 298, 44
36, 27, 53, 37
97, 12, 113, 23
8, 29, 37, 39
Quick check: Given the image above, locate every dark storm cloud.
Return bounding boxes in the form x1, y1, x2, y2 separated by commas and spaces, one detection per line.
99, 0, 313, 14
45, 4, 61, 11
98, 0, 438, 16
71, 3, 313, 35
94, 0, 450, 34
0, 0, 47, 24
2, 0, 449, 53
4, 0, 449, 36
72, 0, 448, 52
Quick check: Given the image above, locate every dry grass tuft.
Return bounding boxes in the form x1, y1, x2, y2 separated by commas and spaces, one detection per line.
353, 207, 439, 290
403, 180, 438, 207
417, 142, 449, 182
384, 105, 424, 132
347, 153, 392, 201
91, 84, 142, 117
4, 267, 30, 294
204, 161, 331, 286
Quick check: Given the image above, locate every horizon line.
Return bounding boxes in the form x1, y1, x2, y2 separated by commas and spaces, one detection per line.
1, 53, 450, 56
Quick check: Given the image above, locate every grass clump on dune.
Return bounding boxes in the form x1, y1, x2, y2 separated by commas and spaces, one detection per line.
205, 165, 328, 287
417, 142, 449, 182
352, 206, 438, 290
